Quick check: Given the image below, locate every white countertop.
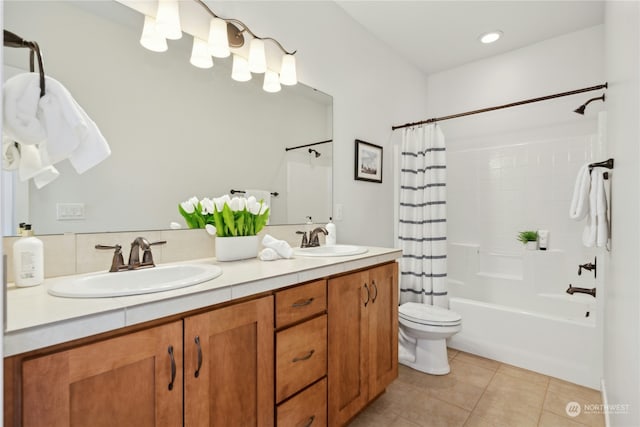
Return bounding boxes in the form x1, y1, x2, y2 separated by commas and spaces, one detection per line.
4, 246, 401, 356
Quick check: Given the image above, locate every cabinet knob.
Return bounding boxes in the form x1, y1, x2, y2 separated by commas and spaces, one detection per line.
371, 280, 378, 303
291, 297, 314, 308
363, 284, 370, 307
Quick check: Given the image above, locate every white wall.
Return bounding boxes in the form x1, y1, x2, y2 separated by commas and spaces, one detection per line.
207, 1, 429, 247
603, 2, 640, 426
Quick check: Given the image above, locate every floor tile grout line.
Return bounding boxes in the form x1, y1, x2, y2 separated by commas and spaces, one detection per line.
535, 375, 552, 426
461, 360, 501, 426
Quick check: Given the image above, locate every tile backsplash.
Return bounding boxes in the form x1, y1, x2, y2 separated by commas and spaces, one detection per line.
3, 224, 310, 283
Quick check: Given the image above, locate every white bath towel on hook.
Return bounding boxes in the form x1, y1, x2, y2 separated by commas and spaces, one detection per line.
581, 168, 609, 247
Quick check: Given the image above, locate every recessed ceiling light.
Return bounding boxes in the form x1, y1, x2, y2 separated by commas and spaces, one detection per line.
479, 31, 503, 44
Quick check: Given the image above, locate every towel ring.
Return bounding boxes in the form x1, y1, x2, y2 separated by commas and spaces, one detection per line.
3, 30, 46, 97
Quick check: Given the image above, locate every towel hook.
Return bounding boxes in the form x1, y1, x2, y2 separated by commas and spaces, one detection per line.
3, 30, 46, 97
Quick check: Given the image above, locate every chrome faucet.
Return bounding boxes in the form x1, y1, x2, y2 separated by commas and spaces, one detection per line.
566, 284, 596, 298
308, 227, 328, 247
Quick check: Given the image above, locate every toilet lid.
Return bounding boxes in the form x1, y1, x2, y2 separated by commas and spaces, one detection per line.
399, 302, 462, 326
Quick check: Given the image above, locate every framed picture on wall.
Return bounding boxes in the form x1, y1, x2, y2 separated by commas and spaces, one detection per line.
354, 139, 383, 183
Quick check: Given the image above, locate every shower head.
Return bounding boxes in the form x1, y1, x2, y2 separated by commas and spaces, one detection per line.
574, 94, 605, 115
308, 148, 321, 158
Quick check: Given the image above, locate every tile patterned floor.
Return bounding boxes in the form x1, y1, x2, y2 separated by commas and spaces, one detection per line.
349, 349, 605, 427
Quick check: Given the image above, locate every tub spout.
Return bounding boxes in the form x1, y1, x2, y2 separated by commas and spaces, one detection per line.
566, 284, 596, 298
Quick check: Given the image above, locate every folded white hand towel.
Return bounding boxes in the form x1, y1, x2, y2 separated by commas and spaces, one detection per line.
258, 248, 282, 261
569, 163, 590, 220
2, 137, 20, 170
3, 73, 47, 145
582, 170, 598, 247
3, 73, 111, 178
32, 166, 60, 189
262, 234, 293, 259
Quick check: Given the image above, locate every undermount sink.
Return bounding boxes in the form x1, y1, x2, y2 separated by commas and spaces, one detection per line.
294, 244, 368, 257
48, 263, 223, 298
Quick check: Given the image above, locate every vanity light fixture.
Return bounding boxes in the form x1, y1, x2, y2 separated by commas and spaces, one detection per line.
139, 16, 168, 52
231, 54, 252, 82
208, 17, 230, 58
190, 37, 213, 69
155, 0, 182, 40
263, 69, 281, 93
479, 30, 503, 44
139, 0, 297, 93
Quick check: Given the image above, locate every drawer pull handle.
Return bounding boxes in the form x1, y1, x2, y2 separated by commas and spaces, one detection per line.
168, 345, 176, 391
194, 336, 203, 378
303, 415, 316, 427
371, 280, 378, 303
292, 349, 315, 363
292, 297, 314, 308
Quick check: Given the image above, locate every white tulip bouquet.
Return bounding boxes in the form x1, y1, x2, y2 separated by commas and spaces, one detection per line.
178, 194, 269, 237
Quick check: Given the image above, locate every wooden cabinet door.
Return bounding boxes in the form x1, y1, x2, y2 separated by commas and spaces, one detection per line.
368, 263, 399, 398
21, 321, 183, 427
184, 296, 274, 427
327, 270, 369, 426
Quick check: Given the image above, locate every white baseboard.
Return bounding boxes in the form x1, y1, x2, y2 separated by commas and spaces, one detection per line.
601, 378, 610, 427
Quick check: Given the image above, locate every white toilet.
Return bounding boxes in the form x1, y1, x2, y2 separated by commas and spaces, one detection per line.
398, 302, 462, 375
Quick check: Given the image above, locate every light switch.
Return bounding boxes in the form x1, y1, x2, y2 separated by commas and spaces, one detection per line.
57, 203, 85, 220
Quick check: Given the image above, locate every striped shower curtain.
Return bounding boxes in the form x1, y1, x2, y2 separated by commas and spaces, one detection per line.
399, 124, 448, 307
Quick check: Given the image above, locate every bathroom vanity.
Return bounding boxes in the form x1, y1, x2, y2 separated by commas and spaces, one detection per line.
3, 247, 400, 427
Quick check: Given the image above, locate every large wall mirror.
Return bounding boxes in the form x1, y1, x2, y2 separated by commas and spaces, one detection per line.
2, 0, 333, 236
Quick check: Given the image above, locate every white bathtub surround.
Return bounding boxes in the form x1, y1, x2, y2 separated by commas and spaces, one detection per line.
398, 124, 448, 307
447, 243, 602, 389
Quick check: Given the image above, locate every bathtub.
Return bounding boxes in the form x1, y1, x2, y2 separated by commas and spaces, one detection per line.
448, 295, 600, 388
446, 244, 602, 389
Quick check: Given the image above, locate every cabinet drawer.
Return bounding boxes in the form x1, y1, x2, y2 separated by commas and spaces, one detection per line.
275, 280, 326, 329
277, 378, 327, 427
276, 315, 327, 402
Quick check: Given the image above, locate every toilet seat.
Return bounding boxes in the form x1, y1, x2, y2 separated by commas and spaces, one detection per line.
399, 302, 462, 327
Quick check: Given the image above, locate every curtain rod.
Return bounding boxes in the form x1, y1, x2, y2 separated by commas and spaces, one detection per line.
391, 83, 608, 131
285, 139, 333, 152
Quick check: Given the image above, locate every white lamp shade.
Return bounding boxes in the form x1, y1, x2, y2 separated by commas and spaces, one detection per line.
208, 18, 230, 58
263, 70, 281, 93
248, 38, 267, 74
140, 16, 168, 52
231, 55, 252, 82
279, 54, 297, 86
190, 37, 213, 69
156, 0, 182, 40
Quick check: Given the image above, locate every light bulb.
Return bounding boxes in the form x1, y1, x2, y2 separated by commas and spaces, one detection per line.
248, 38, 266, 74
479, 30, 502, 44
140, 16, 168, 52
156, 0, 182, 40
231, 55, 252, 82
208, 17, 230, 58
263, 70, 281, 93
279, 54, 297, 86
190, 37, 213, 69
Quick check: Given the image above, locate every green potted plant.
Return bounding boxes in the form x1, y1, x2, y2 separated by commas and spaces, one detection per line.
517, 230, 538, 250
178, 194, 270, 261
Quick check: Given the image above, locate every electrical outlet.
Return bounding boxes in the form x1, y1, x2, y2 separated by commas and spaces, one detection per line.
57, 203, 85, 220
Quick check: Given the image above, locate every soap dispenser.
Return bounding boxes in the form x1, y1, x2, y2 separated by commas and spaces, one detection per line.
13, 224, 44, 287
326, 217, 336, 246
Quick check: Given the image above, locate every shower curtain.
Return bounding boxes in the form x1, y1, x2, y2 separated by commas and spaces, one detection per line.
399, 124, 448, 307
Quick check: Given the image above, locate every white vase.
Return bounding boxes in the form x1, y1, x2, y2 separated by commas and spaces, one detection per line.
215, 235, 259, 261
